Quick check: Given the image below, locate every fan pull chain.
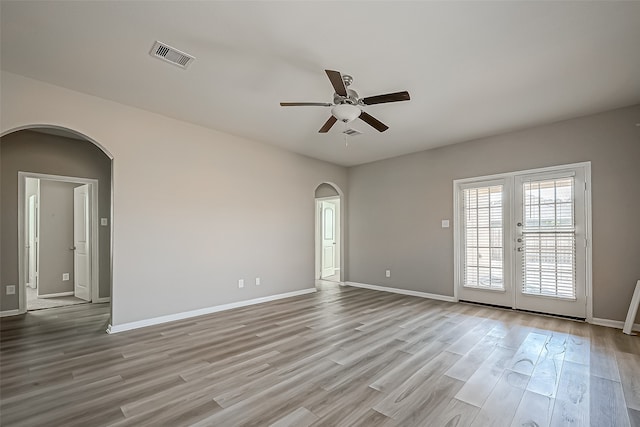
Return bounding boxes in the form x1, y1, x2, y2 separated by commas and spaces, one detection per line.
343, 122, 349, 147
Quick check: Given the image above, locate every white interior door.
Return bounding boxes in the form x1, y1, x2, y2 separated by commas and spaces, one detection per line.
321, 201, 336, 279
514, 169, 587, 318
26, 195, 38, 289
74, 184, 91, 301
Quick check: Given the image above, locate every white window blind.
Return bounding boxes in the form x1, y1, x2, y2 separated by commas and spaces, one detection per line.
463, 185, 504, 290
521, 177, 576, 299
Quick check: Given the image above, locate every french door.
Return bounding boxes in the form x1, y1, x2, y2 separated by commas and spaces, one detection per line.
455, 163, 590, 319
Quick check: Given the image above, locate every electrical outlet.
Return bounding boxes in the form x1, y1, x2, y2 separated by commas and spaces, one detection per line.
441, 219, 450, 228
238, 279, 244, 289
101, 218, 108, 226
6, 285, 16, 295
63, 273, 70, 281
255, 277, 261, 286
385, 270, 391, 278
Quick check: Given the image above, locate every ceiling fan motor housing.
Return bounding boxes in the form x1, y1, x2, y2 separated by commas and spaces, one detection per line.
333, 89, 360, 106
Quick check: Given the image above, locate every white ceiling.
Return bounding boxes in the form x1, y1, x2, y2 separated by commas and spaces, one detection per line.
2, 1, 640, 166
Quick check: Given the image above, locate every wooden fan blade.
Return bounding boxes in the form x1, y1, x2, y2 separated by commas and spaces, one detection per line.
362, 91, 410, 105
325, 70, 348, 96
359, 111, 389, 132
319, 116, 338, 133
280, 102, 332, 107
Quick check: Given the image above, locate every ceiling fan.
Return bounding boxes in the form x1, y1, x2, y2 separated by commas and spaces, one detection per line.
280, 69, 410, 133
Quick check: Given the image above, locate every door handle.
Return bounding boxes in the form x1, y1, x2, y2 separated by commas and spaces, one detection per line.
517, 247, 523, 252
70, 246, 76, 251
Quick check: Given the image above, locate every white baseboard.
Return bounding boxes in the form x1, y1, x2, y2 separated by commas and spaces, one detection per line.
345, 282, 639, 332
345, 281, 456, 303
95, 297, 111, 303
107, 288, 317, 334
38, 291, 74, 298
591, 317, 640, 332
0, 309, 22, 317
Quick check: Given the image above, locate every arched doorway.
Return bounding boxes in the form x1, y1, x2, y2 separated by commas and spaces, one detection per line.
314, 182, 344, 284
0, 126, 113, 323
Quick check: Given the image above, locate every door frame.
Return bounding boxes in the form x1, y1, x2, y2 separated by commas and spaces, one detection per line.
315, 195, 342, 282
453, 161, 593, 322
18, 172, 100, 313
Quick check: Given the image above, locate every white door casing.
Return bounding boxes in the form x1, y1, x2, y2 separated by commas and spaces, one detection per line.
74, 184, 91, 301
321, 200, 337, 279
455, 163, 591, 319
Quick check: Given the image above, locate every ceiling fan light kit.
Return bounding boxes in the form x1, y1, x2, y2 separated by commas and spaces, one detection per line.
280, 69, 410, 133
331, 104, 361, 123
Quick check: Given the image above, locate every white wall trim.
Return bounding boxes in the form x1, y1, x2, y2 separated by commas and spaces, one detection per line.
345, 282, 637, 332
0, 309, 22, 317
591, 317, 640, 333
38, 291, 74, 298
96, 297, 111, 303
345, 281, 456, 303
106, 288, 317, 334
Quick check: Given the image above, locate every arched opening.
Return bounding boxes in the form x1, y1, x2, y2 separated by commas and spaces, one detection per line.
0, 126, 113, 325
314, 182, 344, 285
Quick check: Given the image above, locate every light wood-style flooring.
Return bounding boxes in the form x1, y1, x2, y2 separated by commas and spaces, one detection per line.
1, 283, 639, 426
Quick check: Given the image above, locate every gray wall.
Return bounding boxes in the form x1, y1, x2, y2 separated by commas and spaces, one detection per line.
2, 72, 349, 324
1, 130, 112, 311
315, 183, 340, 198
348, 104, 640, 322
38, 180, 79, 296
25, 178, 38, 200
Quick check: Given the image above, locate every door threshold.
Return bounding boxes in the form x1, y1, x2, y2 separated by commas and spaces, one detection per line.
459, 300, 585, 322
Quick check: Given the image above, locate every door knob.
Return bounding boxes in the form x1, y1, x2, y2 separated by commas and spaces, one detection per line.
517, 247, 523, 252
70, 246, 76, 251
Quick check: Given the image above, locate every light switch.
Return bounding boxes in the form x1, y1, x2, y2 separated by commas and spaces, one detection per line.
101, 218, 108, 226
441, 220, 450, 228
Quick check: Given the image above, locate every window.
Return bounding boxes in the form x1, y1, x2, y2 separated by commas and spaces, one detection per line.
521, 177, 576, 299
462, 184, 504, 291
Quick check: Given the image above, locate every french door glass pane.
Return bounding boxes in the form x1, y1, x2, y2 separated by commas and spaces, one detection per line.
521, 177, 576, 299
463, 185, 504, 290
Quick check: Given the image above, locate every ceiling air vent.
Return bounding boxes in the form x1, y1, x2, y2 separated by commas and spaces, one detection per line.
343, 128, 362, 136
149, 41, 195, 69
